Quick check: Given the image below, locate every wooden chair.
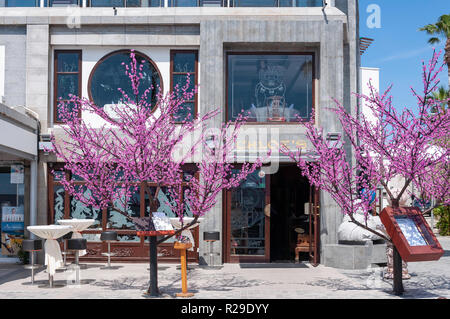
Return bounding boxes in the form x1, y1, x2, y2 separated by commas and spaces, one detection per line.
294, 228, 313, 262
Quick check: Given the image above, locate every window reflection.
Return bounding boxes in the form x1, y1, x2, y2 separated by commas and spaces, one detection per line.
107, 187, 140, 230
230, 169, 266, 256
171, 51, 197, 122
89, 51, 161, 109
53, 186, 65, 223
169, 0, 224, 6
228, 54, 313, 122
70, 186, 102, 229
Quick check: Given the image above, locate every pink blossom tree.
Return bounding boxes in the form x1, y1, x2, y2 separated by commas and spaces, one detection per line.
51, 50, 265, 296
282, 50, 449, 295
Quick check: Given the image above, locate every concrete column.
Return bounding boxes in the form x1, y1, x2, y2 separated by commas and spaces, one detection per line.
319, 20, 344, 250
26, 24, 49, 133
26, 24, 49, 237
199, 20, 225, 265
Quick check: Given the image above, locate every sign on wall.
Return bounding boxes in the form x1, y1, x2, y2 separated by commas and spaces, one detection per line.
1, 206, 24, 235
1, 206, 24, 256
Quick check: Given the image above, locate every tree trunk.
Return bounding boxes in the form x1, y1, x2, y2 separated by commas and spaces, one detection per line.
390, 200, 404, 296
393, 246, 404, 295
148, 236, 159, 296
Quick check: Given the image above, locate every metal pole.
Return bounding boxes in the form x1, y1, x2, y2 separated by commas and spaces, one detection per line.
31, 251, 35, 285
107, 242, 111, 267
75, 251, 80, 285
148, 236, 159, 296
393, 246, 404, 295
63, 241, 67, 266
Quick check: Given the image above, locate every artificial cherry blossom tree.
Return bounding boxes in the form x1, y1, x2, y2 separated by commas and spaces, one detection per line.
51, 50, 266, 296
282, 50, 449, 295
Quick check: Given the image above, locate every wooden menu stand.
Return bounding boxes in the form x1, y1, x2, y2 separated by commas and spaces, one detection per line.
174, 241, 194, 298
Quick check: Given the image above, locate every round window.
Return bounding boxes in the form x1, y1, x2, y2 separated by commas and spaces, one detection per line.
88, 50, 162, 110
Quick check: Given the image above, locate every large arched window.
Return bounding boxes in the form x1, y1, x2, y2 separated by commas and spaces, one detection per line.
88, 50, 163, 110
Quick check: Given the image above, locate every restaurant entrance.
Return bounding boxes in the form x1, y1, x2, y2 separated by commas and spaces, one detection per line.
270, 165, 310, 262
223, 165, 320, 264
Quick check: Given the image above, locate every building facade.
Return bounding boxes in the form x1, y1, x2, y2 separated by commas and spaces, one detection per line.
0, 0, 362, 267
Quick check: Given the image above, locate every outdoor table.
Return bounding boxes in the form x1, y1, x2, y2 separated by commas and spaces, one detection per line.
169, 217, 203, 252
57, 219, 95, 256
27, 225, 74, 288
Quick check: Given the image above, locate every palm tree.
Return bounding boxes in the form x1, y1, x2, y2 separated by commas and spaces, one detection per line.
420, 14, 450, 85
431, 86, 449, 111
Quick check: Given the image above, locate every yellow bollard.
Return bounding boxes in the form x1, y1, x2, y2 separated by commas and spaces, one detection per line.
174, 241, 194, 298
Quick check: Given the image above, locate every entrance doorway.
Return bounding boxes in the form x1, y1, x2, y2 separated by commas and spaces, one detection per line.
270, 165, 311, 262
223, 164, 320, 264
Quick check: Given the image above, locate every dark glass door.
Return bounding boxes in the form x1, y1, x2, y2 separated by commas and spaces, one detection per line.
224, 169, 270, 263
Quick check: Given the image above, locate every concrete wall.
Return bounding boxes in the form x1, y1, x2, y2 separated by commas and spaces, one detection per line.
0, 26, 26, 108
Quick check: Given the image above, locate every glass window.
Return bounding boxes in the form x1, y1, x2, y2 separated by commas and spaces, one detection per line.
107, 187, 140, 231
148, 0, 162, 6
53, 185, 65, 223
230, 169, 266, 256
54, 51, 82, 123
169, 0, 224, 6
50, 0, 80, 6
232, 0, 276, 6
90, 0, 125, 6
88, 0, 142, 6
232, 0, 322, 6
295, 0, 322, 6
89, 50, 161, 110
5, 0, 38, 6
0, 165, 25, 257
70, 186, 102, 229
171, 51, 198, 122
227, 54, 313, 122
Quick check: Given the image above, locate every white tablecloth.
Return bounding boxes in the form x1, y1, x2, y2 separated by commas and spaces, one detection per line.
57, 219, 95, 256
27, 225, 74, 276
170, 218, 203, 252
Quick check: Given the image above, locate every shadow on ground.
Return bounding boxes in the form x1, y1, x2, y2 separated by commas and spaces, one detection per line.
91, 269, 271, 297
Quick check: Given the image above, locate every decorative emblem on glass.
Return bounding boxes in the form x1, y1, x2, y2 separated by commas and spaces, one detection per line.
228, 54, 313, 122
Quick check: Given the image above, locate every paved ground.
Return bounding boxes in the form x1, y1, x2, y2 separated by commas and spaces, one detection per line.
0, 236, 448, 299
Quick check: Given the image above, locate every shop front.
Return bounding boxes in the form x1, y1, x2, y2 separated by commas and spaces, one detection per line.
223, 165, 320, 264
47, 163, 200, 263
0, 103, 38, 261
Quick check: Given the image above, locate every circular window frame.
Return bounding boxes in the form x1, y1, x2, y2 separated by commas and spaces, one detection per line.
87, 49, 164, 114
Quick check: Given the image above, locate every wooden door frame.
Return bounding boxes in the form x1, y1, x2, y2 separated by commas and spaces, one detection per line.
223, 173, 271, 263
309, 185, 320, 266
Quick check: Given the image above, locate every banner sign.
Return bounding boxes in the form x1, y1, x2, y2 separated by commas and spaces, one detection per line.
10, 165, 24, 184
1, 206, 24, 235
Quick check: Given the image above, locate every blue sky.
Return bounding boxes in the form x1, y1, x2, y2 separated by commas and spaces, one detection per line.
359, 0, 449, 110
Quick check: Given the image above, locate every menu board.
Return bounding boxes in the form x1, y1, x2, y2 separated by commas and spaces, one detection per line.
394, 216, 428, 247
152, 212, 174, 232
